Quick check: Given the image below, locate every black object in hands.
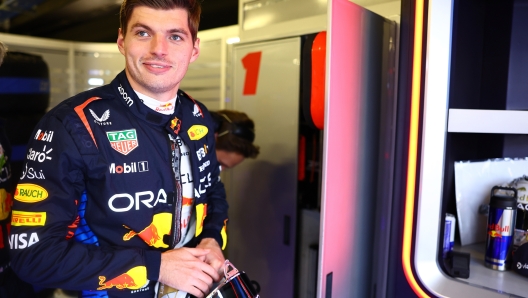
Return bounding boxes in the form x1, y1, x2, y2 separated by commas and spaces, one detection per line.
188, 260, 260, 298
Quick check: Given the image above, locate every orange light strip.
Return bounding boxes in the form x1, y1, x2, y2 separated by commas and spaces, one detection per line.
402, 0, 430, 297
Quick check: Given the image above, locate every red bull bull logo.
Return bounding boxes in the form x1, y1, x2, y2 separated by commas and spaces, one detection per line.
97, 266, 147, 290
170, 117, 181, 135
488, 230, 502, 238
123, 213, 172, 248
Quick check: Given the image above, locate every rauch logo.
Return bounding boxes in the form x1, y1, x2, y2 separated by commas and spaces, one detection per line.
187, 125, 208, 141
14, 184, 48, 203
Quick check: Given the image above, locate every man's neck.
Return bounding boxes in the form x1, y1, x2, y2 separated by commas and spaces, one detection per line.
135, 91, 177, 115
125, 70, 179, 102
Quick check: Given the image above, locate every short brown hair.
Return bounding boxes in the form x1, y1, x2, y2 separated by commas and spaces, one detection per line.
119, 0, 201, 42
214, 110, 260, 158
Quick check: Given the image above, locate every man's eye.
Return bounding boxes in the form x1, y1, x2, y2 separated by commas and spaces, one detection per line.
137, 31, 149, 37
170, 35, 182, 41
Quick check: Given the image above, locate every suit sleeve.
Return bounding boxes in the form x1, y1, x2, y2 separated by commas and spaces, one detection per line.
9, 112, 161, 291
196, 107, 229, 249
0, 120, 13, 274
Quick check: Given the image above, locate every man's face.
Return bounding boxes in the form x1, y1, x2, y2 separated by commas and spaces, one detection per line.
216, 150, 245, 170
117, 6, 200, 101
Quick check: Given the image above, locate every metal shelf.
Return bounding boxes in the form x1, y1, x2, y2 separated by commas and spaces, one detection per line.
456, 243, 526, 297
448, 109, 528, 134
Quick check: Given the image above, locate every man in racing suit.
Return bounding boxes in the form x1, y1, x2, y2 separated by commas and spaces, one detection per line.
10, 1, 228, 297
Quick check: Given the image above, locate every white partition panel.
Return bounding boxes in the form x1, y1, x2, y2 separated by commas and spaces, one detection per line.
1, 26, 238, 111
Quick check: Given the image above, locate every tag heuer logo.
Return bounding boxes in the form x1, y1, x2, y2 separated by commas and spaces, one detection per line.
106, 129, 138, 155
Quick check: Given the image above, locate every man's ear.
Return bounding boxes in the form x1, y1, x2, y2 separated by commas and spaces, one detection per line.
190, 37, 200, 63
117, 28, 125, 55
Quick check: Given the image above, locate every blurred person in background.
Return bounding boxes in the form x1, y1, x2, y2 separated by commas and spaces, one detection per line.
211, 110, 259, 170
0, 41, 36, 297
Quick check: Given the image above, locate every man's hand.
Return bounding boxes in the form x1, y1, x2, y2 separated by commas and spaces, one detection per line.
159, 247, 220, 298
197, 238, 225, 281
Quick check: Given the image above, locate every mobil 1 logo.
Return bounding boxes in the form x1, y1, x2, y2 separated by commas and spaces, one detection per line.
109, 161, 149, 174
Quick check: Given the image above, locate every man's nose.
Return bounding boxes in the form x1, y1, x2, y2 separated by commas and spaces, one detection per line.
150, 35, 168, 57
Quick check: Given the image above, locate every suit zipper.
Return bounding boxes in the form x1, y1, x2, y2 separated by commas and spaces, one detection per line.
167, 134, 182, 248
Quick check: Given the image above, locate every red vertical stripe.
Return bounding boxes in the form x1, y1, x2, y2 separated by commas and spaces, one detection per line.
311, 31, 327, 129
74, 97, 102, 148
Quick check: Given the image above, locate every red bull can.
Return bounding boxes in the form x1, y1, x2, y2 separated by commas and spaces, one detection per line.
485, 186, 517, 271
443, 213, 456, 258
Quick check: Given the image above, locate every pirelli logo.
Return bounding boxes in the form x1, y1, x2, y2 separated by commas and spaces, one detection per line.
11, 211, 46, 226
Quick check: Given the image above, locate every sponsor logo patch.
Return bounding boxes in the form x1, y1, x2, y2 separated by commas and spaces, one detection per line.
14, 184, 48, 203
20, 163, 45, 180
90, 109, 112, 126
27, 146, 53, 163
12, 211, 46, 226
199, 160, 210, 172
118, 85, 134, 107
109, 161, 149, 174
9, 232, 39, 249
188, 125, 208, 141
34, 130, 54, 142
106, 129, 138, 155
194, 172, 212, 198
193, 104, 202, 117
108, 189, 168, 212
156, 103, 173, 113
196, 145, 208, 161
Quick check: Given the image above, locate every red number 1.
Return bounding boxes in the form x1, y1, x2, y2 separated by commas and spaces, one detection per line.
242, 51, 262, 95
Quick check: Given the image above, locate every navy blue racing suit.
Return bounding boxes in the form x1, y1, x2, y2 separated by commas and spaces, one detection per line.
9, 71, 228, 297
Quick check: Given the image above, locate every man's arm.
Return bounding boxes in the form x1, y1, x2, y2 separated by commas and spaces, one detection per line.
10, 113, 160, 290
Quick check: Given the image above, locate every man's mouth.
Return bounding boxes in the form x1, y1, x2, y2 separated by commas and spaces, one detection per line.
143, 61, 171, 69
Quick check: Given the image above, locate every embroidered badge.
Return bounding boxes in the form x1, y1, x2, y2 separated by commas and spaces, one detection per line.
106, 129, 138, 155
187, 125, 208, 141
170, 117, 182, 135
